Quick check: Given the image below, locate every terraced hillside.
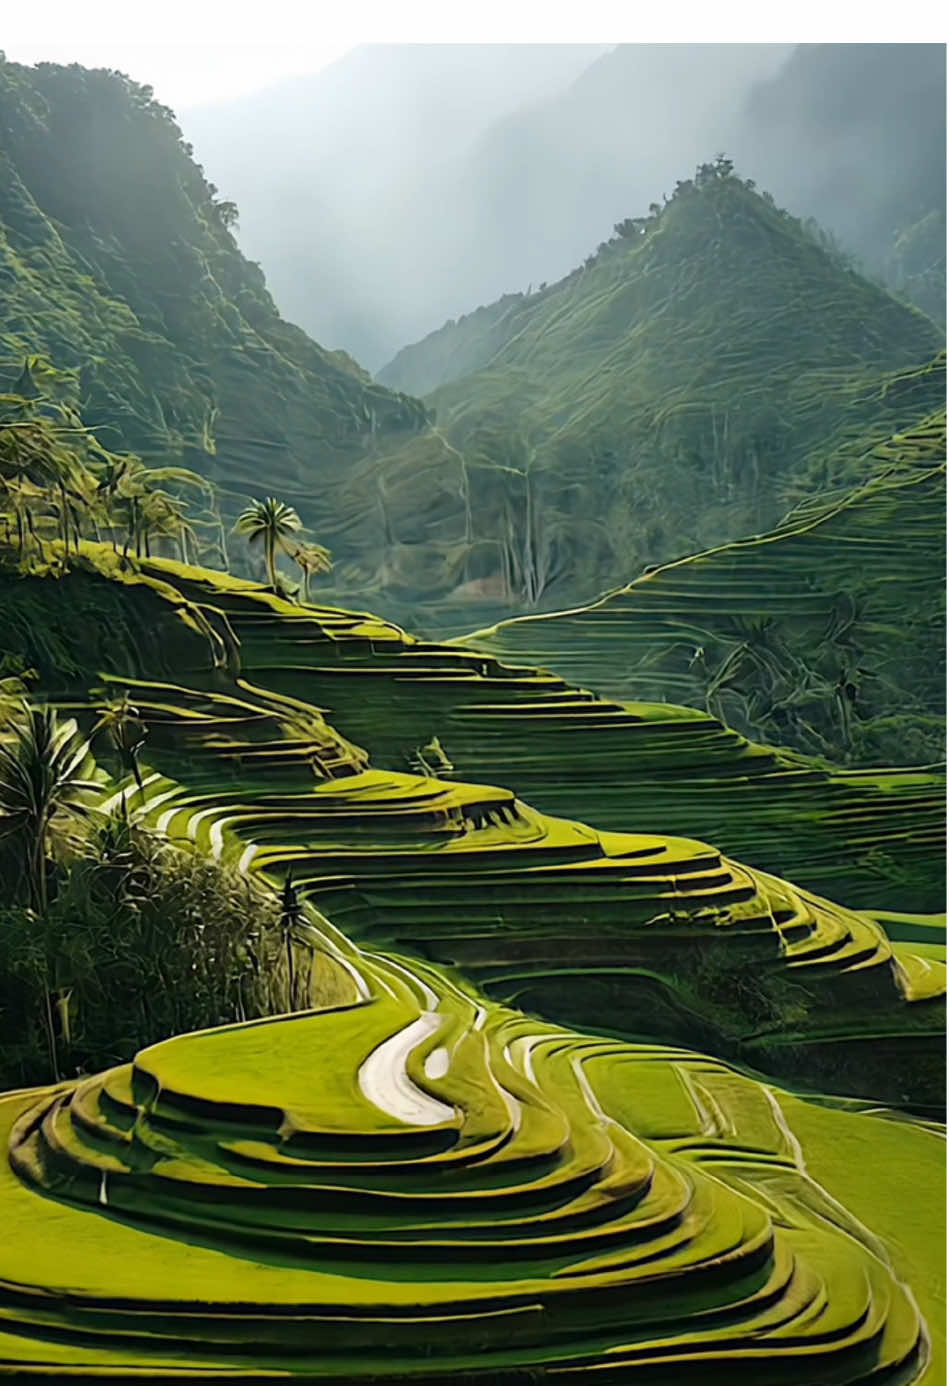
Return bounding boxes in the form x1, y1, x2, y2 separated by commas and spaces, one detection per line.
376, 163, 942, 615
92, 555, 945, 915
461, 417, 946, 768
0, 544, 943, 1380
0, 550, 943, 1108
0, 938, 943, 1381
1, 71, 942, 625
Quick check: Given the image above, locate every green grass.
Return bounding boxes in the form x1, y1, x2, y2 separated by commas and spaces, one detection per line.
0, 546, 942, 1380
0, 960, 939, 1379
459, 435, 946, 768
1, 548, 942, 1106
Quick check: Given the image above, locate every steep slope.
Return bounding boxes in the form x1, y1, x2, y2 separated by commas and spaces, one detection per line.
0, 58, 430, 513
184, 43, 944, 367
733, 43, 946, 324
3, 551, 942, 918
1, 548, 942, 1107
182, 42, 611, 369
0, 546, 942, 1379
1, 66, 941, 627
450, 42, 945, 335
461, 403, 947, 767
378, 166, 941, 616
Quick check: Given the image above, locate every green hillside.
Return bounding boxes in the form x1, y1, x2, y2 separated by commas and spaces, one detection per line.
2, 72, 941, 630
378, 161, 942, 617
0, 541, 942, 1380
0, 545, 942, 1105
1, 971, 942, 1381
461, 405, 946, 767
0, 59, 430, 513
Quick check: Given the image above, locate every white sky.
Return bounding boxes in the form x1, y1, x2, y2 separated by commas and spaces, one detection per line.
3, 0, 945, 112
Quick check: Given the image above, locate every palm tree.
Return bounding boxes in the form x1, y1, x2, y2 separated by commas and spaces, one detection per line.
0, 706, 100, 1081
0, 674, 34, 729
234, 497, 303, 590
291, 541, 333, 602
94, 457, 211, 561
0, 705, 99, 913
278, 870, 306, 1010
92, 693, 148, 796
0, 476, 44, 557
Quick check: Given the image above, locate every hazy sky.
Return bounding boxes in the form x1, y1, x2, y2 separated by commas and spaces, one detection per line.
0, 39, 353, 109
4, 2, 939, 113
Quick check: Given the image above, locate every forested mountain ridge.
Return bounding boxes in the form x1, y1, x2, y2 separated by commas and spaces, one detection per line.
184, 43, 944, 367
0, 58, 429, 509
735, 43, 946, 325
0, 61, 943, 636
380, 161, 942, 619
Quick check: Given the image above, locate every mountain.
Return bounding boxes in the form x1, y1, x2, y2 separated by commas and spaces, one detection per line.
1, 61, 942, 637
182, 43, 613, 369
181, 43, 943, 370
732, 43, 947, 324
438, 41, 945, 340
459, 387, 947, 768
378, 163, 942, 620
0, 57, 430, 513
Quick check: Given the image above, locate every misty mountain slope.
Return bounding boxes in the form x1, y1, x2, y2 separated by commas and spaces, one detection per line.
1, 59, 941, 637
378, 164, 942, 617
183, 43, 612, 369
459, 397, 947, 767
180, 43, 942, 370
733, 43, 946, 324
0, 58, 429, 511
437, 43, 791, 319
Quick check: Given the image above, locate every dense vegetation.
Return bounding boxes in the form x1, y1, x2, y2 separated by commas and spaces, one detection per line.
1, 57, 941, 631
463, 389, 947, 767
0, 56, 429, 516
379, 159, 942, 620
0, 800, 290, 1090
0, 53, 943, 1385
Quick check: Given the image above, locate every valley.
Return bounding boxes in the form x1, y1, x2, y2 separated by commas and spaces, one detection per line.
0, 44, 944, 1385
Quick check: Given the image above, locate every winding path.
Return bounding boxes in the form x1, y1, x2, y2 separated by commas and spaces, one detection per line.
357, 1011, 455, 1126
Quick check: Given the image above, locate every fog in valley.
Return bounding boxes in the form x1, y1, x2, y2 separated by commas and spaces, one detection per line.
180, 42, 944, 373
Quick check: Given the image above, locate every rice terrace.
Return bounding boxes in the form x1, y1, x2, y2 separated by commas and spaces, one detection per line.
0, 36, 944, 1385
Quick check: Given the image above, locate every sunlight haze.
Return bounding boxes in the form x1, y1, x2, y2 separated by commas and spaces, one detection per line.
0, 40, 354, 108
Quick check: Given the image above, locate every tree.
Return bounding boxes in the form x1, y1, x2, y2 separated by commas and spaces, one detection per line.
234, 497, 303, 590
92, 693, 148, 795
0, 706, 100, 1081
0, 705, 98, 913
100, 459, 208, 561
290, 541, 332, 602
213, 199, 240, 232
278, 871, 307, 1011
